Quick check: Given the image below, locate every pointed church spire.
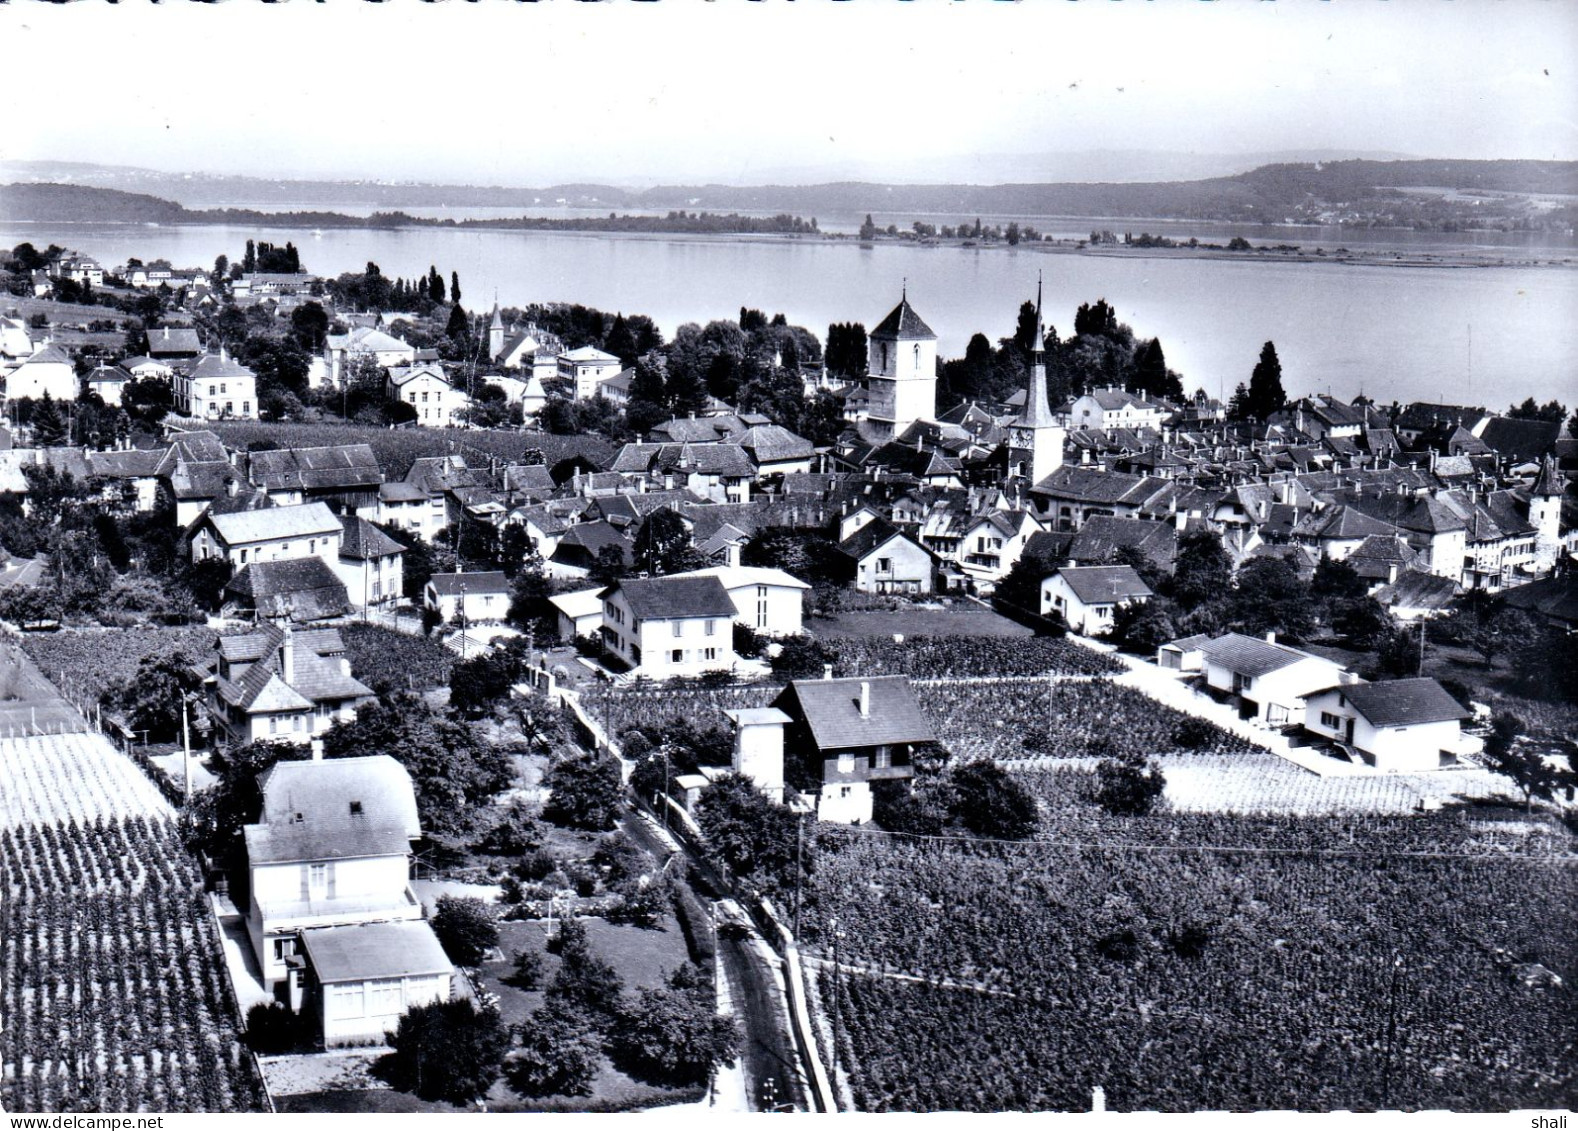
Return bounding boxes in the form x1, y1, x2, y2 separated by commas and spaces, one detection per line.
1019, 278, 1054, 429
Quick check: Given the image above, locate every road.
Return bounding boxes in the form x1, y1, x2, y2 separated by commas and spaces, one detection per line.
622, 811, 809, 1112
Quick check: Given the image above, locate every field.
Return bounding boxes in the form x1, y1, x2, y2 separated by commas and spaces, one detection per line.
812, 603, 1032, 639
826, 636, 1122, 680
20, 626, 218, 704
0, 732, 172, 827
0, 816, 266, 1113
338, 623, 454, 694
209, 422, 615, 480
808, 817, 1578, 1112
916, 678, 1260, 762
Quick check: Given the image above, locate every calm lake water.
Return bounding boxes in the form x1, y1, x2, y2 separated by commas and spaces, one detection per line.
6, 220, 1575, 409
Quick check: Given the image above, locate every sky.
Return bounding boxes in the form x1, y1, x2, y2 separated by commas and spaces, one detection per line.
4, 1, 1576, 187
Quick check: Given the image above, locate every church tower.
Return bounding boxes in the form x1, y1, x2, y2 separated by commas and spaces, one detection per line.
1006, 279, 1064, 486
488, 303, 505, 361
1530, 453, 1565, 569
866, 287, 937, 438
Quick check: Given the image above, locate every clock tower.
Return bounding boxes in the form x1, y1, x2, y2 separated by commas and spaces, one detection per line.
1007, 280, 1064, 486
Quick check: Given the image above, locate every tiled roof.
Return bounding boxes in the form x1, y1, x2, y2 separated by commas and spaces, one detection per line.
1067, 515, 1177, 569
869, 297, 937, 341
299, 921, 451, 984
611, 442, 756, 479
1199, 632, 1331, 678
188, 352, 256, 381
607, 575, 735, 621
1295, 505, 1399, 541
839, 516, 912, 561
775, 675, 937, 750
1052, 564, 1154, 605
737, 424, 817, 464
245, 755, 420, 866
248, 445, 382, 491
668, 564, 811, 591
562, 346, 620, 364
224, 557, 351, 622
87, 449, 168, 478
207, 501, 341, 545
1332, 678, 1470, 727
1373, 570, 1460, 611
168, 430, 229, 462
339, 515, 406, 560
147, 326, 201, 355
427, 570, 509, 597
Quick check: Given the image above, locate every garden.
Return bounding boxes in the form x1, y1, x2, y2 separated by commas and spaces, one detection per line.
0, 815, 266, 1113
807, 815, 1578, 1112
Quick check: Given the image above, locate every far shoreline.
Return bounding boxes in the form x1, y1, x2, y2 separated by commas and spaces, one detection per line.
4, 215, 1574, 272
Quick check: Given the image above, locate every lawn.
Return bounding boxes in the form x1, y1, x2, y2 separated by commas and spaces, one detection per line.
476, 914, 700, 1112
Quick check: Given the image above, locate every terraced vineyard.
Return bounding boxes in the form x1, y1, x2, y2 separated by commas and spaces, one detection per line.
0, 816, 266, 1112
809, 820, 1578, 1112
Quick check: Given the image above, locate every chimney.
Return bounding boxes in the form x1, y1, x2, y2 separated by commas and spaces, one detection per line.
859, 680, 870, 718
226, 476, 238, 498
280, 621, 296, 686
823, 663, 834, 681
1265, 631, 1276, 644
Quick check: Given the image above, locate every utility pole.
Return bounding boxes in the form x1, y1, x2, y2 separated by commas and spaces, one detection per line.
181, 695, 192, 805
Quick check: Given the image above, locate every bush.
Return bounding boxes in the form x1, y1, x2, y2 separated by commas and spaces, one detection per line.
507, 1009, 604, 1098
543, 752, 625, 831
1172, 716, 1219, 751
1095, 752, 1167, 817
430, 895, 500, 967
508, 948, 546, 991
386, 998, 509, 1104
244, 1000, 306, 1054
948, 761, 1039, 840
479, 799, 546, 856
608, 965, 740, 1088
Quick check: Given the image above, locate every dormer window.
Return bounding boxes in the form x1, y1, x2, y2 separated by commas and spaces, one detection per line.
349, 801, 364, 817
293, 812, 304, 823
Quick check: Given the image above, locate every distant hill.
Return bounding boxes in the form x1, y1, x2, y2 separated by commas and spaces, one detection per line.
4, 160, 1574, 232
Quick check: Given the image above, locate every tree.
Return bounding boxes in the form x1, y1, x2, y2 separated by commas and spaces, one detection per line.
480, 798, 546, 856
321, 695, 512, 836
1246, 341, 1287, 421
1226, 382, 1253, 421
1108, 599, 1176, 655
590, 543, 629, 587
428, 266, 446, 304
430, 895, 500, 967
508, 1009, 603, 1097
449, 649, 523, 718
1095, 750, 1167, 816
1481, 712, 1566, 814
446, 303, 471, 340
609, 964, 740, 1088
450, 271, 462, 306
693, 773, 800, 894
859, 214, 877, 240
948, 760, 1038, 839
633, 508, 705, 576
31, 393, 67, 447
386, 998, 508, 1105
1507, 397, 1567, 423
546, 921, 625, 1021
114, 650, 205, 743
289, 301, 330, 352
1228, 556, 1318, 641
543, 752, 625, 830
1168, 530, 1233, 612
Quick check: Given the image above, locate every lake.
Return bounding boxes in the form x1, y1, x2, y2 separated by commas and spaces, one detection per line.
4, 220, 1575, 410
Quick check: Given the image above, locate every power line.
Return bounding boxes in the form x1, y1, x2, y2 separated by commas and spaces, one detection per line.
816, 822, 1578, 864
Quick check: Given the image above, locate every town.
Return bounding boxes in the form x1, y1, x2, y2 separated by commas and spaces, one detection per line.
1, 235, 1574, 1116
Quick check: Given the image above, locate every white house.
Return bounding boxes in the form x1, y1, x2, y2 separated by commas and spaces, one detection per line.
334, 516, 406, 612
242, 755, 450, 1046
387, 363, 472, 427
839, 518, 934, 596
559, 346, 623, 400
174, 351, 259, 420
666, 564, 810, 637
7, 344, 78, 402
424, 570, 510, 624
207, 621, 375, 748
1062, 387, 1169, 432
598, 575, 740, 680
1302, 677, 1473, 772
191, 501, 343, 568
1040, 564, 1154, 635
86, 364, 131, 407
1197, 632, 1348, 727
550, 587, 608, 643
326, 327, 416, 386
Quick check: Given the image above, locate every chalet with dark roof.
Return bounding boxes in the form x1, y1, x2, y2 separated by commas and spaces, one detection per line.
1303, 677, 1472, 772
246, 444, 383, 511
838, 517, 934, 596
772, 674, 936, 824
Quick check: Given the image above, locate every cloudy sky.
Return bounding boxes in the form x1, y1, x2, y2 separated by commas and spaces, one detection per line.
5, 1, 1575, 186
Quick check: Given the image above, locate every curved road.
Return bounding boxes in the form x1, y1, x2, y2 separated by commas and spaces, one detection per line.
623, 811, 809, 1112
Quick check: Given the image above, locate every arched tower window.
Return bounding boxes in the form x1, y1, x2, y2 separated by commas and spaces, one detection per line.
913, 344, 921, 370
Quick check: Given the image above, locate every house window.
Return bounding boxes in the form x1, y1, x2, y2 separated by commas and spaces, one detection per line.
756, 586, 769, 628
240, 549, 248, 564
877, 557, 893, 573
705, 620, 716, 636
837, 754, 855, 774
368, 979, 404, 1017
272, 937, 297, 962
268, 716, 278, 735
308, 863, 328, 894
672, 621, 683, 637
209, 384, 217, 396
243, 401, 250, 415
840, 786, 853, 799
704, 647, 718, 661
280, 543, 290, 554
875, 746, 892, 768
309, 539, 315, 553
1321, 711, 1342, 730
670, 649, 684, 664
